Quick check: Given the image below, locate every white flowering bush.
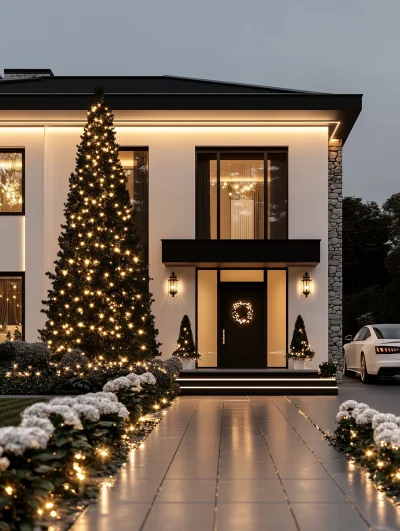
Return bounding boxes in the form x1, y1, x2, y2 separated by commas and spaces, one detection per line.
333, 400, 400, 499
0, 362, 180, 528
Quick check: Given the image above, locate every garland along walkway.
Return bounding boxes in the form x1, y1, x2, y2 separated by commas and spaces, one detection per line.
72, 395, 400, 531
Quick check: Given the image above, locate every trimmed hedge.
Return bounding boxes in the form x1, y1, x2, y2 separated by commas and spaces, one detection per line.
0, 357, 182, 530
331, 400, 400, 499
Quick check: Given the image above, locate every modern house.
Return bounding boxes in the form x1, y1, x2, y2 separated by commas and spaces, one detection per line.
0, 69, 362, 393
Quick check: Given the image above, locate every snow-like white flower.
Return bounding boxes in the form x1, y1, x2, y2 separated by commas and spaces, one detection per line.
355, 409, 378, 425
103, 377, 133, 393
49, 397, 78, 407
351, 403, 370, 419
83, 392, 118, 403
371, 413, 398, 430
339, 400, 359, 412
22, 402, 82, 430
21, 402, 49, 420
72, 404, 100, 423
0, 427, 50, 456
0, 456, 10, 471
79, 395, 129, 419
126, 373, 142, 389
336, 411, 350, 422
21, 416, 55, 436
374, 422, 399, 436
139, 372, 156, 386
374, 428, 400, 445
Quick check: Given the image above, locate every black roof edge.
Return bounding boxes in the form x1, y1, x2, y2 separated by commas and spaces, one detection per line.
4, 69, 54, 76
161, 75, 331, 95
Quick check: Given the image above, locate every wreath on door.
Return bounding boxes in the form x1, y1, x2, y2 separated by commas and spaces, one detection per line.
231, 301, 254, 325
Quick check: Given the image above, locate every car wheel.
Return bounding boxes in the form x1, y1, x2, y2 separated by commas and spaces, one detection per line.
343, 352, 350, 376
360, 354, 372, 384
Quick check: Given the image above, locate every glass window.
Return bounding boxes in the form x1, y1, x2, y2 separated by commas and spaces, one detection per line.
0, 275, 23, 342
196, 153, 217, 239
196, 149, 287, 240
363, 329, 371, 340
372, 325, 400, 339
0, 149, 24, 214
119, 148, 149, 262
353, 328, 365, 341
197, 270, 217, 367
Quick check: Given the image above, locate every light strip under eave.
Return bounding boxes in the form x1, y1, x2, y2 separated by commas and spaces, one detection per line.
176, 378, 335, 382
179, 386, 338, 390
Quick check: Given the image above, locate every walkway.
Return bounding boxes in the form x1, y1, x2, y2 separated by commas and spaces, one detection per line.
73, 395, 400, 531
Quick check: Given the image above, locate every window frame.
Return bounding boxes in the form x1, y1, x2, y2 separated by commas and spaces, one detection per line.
195, 147, 288, 240
0, 148, 25, 216
118, 146, 149, 263
0, 271, 25, 341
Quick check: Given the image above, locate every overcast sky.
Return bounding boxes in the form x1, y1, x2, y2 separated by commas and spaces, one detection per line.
1, 0, 399, 204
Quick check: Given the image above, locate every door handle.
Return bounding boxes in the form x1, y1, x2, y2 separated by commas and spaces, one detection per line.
222, 329, 226, 345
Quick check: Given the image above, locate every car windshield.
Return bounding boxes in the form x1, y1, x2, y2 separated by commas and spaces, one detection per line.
372, 325, 400, 339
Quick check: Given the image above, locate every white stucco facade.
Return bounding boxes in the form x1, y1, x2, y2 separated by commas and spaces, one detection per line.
0, 123, 328, 368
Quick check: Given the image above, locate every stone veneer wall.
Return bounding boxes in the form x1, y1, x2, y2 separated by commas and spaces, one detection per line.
328, 139, 343, 369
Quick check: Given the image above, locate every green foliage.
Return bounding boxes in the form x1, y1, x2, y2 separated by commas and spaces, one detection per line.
0, 359, 181, 528
287, 315, 315, 360
318, 361, 337, 377
38, 88, 160, 360
173, 315, 199, 359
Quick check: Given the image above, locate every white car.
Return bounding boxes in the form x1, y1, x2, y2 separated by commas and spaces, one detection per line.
343, 324, 400, 383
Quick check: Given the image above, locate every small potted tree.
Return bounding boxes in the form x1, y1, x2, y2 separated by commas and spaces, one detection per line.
173, 315, 200, 370
287, 315, 315, 369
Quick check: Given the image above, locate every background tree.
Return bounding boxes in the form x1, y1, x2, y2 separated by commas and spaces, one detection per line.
343, 197, 391, 336
288, 315, 315, 360
40, 88, 160, 360
173, 315, 199, 359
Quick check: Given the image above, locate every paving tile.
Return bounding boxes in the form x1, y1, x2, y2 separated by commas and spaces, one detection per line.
156, 479, 216, 502
166, 460, 218, 479
219, 459, 277, 479
218, 479, 286, 503
216, 503, 297, 531
72, 502, 151, 531
143, 503, 214, 531
292, 503, 370, 531
282, 479, 347, 503
105, 479, 161, 503
275, 461, 331, 479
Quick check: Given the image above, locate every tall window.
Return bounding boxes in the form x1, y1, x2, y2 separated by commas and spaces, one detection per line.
0, 275, 23, 342
196, 149, 287, 240
0, 149, 24, 214
119, 148, 149, 262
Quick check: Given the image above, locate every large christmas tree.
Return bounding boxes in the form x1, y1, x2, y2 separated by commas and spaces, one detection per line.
39, 88, 160, 361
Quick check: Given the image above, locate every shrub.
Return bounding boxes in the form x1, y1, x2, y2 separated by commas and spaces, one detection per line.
318, 361, 337, 378
16, 342, 52, 371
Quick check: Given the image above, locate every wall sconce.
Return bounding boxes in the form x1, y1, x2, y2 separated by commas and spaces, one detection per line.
168, 271, 178, 297
302, 271, 312, 297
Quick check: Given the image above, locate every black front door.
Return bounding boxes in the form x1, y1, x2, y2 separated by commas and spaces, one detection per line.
219, 281, 265, 368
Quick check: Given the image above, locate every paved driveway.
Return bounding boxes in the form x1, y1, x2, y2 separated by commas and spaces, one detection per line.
73, 392, 400, 531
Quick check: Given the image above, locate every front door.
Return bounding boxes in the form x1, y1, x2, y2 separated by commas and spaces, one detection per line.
219, 281, 265, 368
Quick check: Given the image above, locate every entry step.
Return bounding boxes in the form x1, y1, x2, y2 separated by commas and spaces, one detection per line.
177, 369, 338, 396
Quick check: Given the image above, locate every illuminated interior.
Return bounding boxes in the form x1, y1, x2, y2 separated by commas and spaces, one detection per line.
0, 150, 23, 213
0, 276, 23, 343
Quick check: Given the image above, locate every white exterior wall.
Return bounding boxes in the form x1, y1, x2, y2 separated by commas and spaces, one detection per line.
0, 125, 328, 364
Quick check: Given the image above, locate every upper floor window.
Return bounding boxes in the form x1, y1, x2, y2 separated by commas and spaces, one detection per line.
196, 148, 287, 240
119, 147, 149, 262
0, 149, 24, 214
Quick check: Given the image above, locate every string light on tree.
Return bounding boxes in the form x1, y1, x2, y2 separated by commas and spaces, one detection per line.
39, 87, 160, 361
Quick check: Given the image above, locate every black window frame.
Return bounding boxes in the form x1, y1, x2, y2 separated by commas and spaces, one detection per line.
118, 146, 149, 264
0, 271, 25, 341
0, 148, 25, 216
195, 147, 288, 240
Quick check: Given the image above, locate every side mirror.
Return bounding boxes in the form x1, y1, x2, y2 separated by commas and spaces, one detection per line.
344, 335, 352, 342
